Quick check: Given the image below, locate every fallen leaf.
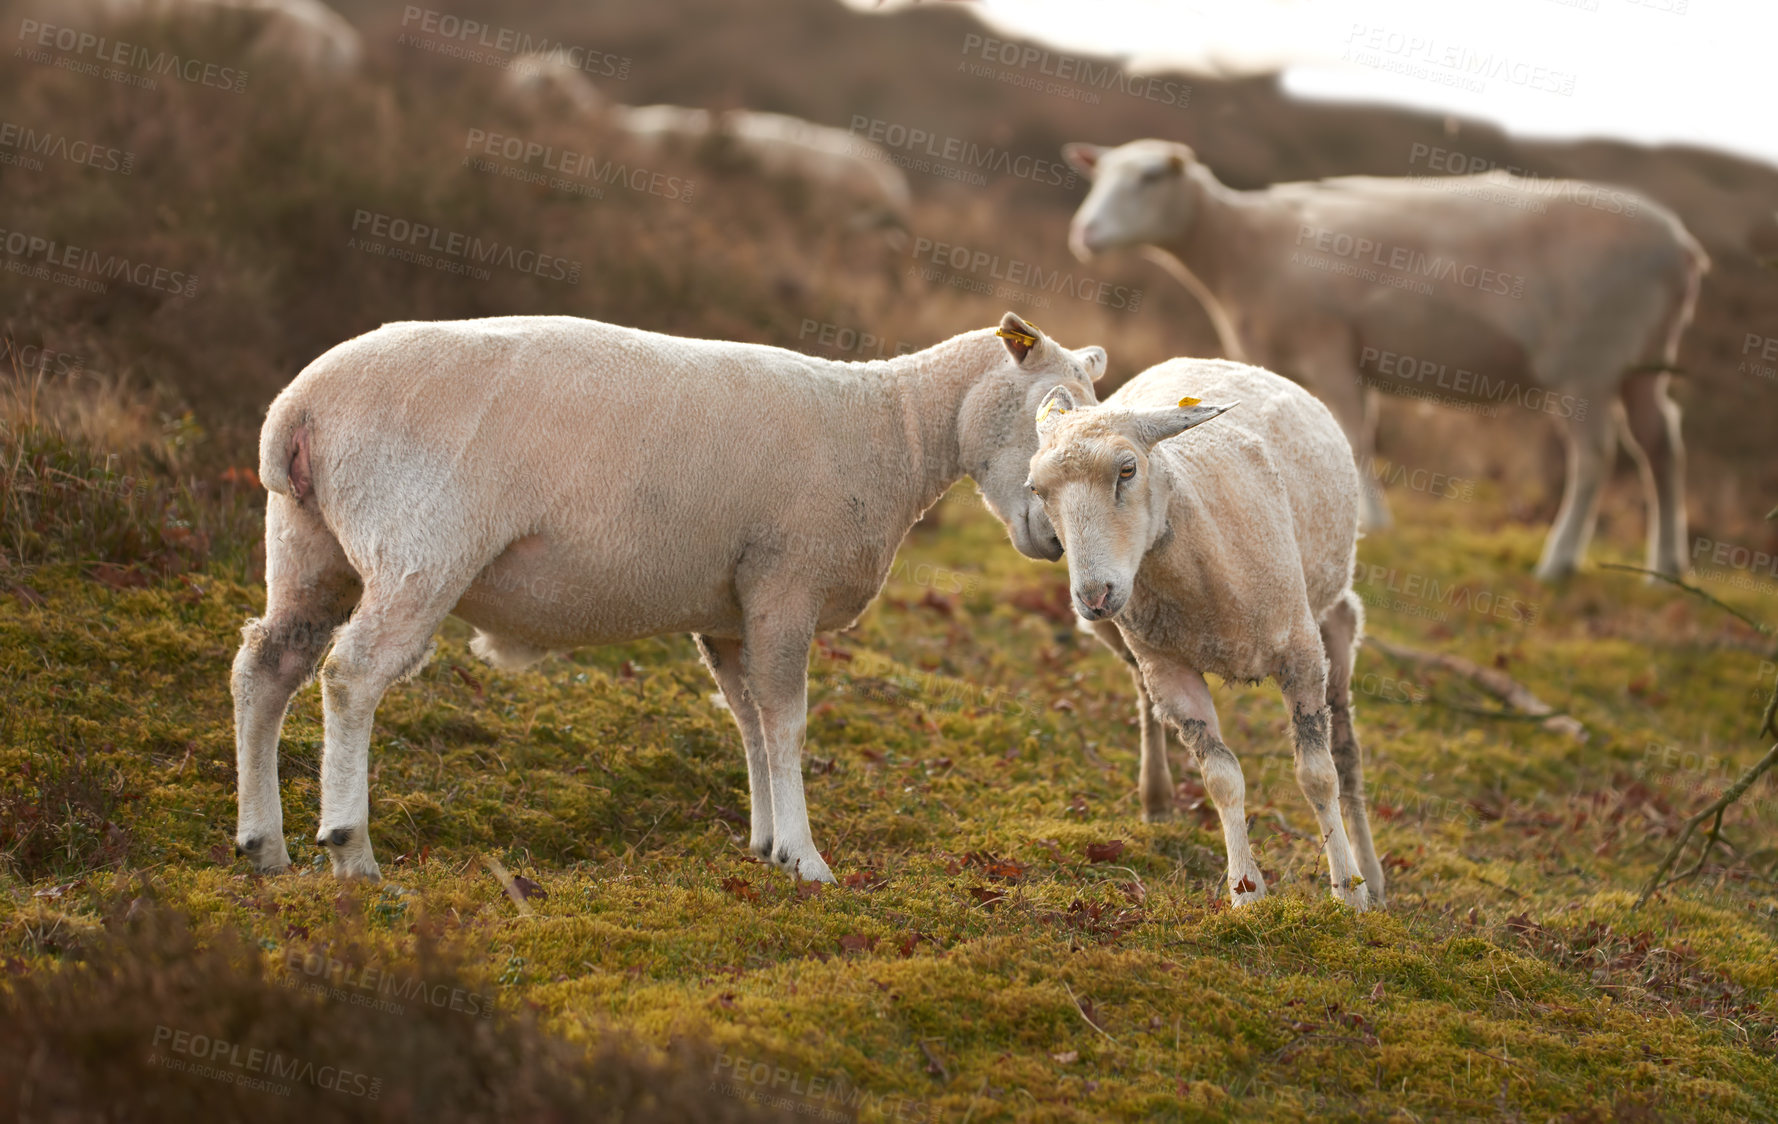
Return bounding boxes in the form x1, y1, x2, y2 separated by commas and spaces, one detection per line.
967, 886, 1006, 909
1232, 875, 1257, 895
720, 876, 759, 903
510, 875, 547, 901
796, 880, 824, 901
898, 932, 930, 957
1085, 840, 1126, 863
918, 589, 957, 616
843, 869, 888, 891
838, 933, 875, 954
1369, 981, 1386, 1002
452, 665, 485, 700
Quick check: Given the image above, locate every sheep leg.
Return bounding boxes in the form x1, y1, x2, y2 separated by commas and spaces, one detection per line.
1618, 371, 1688, 578
1280, 647, 1369, 911
314, 581, 451, 880
1320, 592, 1385, 907
695, 634, 774, 858
1535, 406, 1617, 581
1084, 620, 1174, 821
1140, 659, 1266, 907
739, 608, 833, 883
231, 493, 361, 874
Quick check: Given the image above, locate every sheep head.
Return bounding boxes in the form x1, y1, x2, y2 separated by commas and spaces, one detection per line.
1026, 386, 1234, 620
964, 312, 1106, 564
1063, 139, 1203, 261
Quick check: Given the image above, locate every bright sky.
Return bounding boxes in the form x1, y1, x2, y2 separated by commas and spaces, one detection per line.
943, 0, 1774, 169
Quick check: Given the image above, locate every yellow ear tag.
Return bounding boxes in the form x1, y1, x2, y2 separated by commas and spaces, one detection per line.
1037, 398, 1066, 424
1178, 395, 1201, 408
996, 327, 1040, 348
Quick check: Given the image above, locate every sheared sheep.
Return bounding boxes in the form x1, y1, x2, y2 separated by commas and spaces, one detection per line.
232, 313, 1102, 883
1026, 357, 1383, 910
1062, 139, 1706, 581
497, 53, 910, 222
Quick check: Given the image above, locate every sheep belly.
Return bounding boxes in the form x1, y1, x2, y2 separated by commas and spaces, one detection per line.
450, 533, 744, 649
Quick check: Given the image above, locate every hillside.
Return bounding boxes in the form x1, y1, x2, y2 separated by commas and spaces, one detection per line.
3, 0, 1777, 1119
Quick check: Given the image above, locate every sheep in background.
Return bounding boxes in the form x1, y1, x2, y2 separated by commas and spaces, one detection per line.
233, 313, 1101, 884
1026, 357, 1383, 910
61, 0, 362, 74
497, 53, 910, 225
1062, 139, 1706, 581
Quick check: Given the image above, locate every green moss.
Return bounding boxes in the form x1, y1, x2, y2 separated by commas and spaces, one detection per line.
3, 482, 1777, 1121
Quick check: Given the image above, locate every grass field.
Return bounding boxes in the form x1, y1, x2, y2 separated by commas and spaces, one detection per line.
4, 414, 1776, 1120
4, 0, 1778, 1115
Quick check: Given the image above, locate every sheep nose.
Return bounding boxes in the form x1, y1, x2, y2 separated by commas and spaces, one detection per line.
1068, 224, 1099, 259
1077, 581, 1115, 618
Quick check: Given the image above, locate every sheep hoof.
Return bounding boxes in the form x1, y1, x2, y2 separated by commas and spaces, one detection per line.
236, 834, 293, 874
1533, 558, 1578, 583
1332, 879, 1371, 912
316, 826, 381, 881
776, 846, 834, 883
1140, 806, 1174, 824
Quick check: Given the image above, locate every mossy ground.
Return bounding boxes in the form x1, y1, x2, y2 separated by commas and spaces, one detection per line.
4, 472, 1776, 1122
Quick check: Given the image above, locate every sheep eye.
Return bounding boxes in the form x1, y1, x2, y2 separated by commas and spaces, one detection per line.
1118, 464, 1136, 480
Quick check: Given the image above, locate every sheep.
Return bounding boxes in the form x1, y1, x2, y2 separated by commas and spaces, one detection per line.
1025, 357, 1383, 910
495, 54, 910, 222
65, 0, 362, 74
1061, 139, 1707, 581
231, 313, 1103, 884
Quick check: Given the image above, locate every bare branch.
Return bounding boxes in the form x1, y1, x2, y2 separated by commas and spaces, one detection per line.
1363, 636, 1586, 741
1599, 563, 1772, 638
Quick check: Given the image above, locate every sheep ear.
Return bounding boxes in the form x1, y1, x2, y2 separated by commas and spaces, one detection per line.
1036, 385, 1078, 436
997, 312, 1044, 364
1075, 346, 1107, 381
1062, 142, 1103, 177
1129, 399, 1237, 448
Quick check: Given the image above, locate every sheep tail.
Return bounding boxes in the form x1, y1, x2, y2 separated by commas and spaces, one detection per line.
258, 393, 313, 503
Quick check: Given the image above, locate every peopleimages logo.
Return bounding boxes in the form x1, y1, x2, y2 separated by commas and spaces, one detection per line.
957, 33, 1191, 109
848, 115, 1077, 189
348, 210, 582, 284
398, 6, 630, 78
909, 237, 1142, 311
1295, 225, 1526, 298
0, 227, 198, 296
16, 19, 248, 92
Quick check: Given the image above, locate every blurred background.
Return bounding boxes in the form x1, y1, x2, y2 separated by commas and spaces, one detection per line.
4, 0, 1774, 559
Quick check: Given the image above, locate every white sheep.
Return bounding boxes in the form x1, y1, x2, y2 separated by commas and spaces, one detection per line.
232, 313, 1102, 883
496, 53, 910, 221
1026, 357, 1383, 910
1062, 139, 1707, 581
65, 0, 362, 74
